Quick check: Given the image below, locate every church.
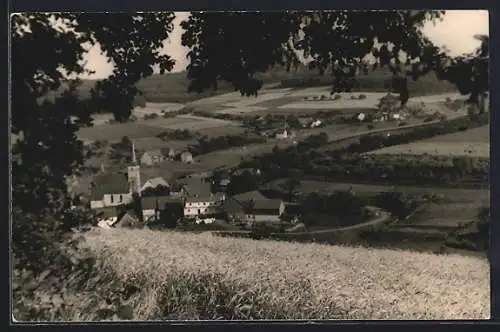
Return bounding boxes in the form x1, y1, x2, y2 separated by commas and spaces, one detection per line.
89, 142, 142, 209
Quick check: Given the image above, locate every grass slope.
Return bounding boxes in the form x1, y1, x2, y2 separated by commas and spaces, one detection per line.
81, 228, 489, 320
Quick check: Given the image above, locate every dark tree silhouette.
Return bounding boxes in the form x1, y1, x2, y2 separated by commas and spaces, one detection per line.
436, 35, 489, 113
11, 13, 176, 271
181, 11, 447, 97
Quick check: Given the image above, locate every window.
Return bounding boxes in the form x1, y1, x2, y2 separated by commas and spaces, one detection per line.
110, 195, 114, 203
119, 195, 123, 202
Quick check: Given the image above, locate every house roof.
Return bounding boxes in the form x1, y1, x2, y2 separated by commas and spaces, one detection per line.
182, 178, 212, 197
142, 149, 164, 158
143, 176, 169, 188
223, 197, 245, 213
90, 173, 129, 200
142, 196, 183, 210
251, 199, 283, 212
185, 194, 223, 204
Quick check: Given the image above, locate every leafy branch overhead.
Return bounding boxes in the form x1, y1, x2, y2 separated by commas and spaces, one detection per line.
181, 11, 453, 96
11, 12, 177, 271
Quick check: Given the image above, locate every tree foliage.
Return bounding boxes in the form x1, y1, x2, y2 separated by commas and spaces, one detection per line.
181, 11, 447, 97
436, 35, 489, 109
11, 13, 176, 272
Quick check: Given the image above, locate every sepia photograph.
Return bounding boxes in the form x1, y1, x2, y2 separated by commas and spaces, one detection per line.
10, 10, 490, 321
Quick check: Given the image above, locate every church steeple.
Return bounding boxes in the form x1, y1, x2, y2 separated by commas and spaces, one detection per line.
127, 139, 141, 194
131, 140, 137, 165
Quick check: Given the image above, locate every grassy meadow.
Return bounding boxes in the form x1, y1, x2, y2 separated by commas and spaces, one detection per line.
74, 228, 489, 320
366, 125, 490, 158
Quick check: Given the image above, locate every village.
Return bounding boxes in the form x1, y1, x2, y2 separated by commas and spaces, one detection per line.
79, 140, 291, 230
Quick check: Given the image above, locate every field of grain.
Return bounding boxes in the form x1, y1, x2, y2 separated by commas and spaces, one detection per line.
366, 125, 490, 158
80, 228, 489, 320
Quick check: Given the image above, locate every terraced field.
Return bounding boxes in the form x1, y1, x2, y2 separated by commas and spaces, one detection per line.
366, 125, 490, 157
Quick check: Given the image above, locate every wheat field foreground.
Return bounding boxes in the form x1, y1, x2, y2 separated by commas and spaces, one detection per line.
82, 228, 490, 320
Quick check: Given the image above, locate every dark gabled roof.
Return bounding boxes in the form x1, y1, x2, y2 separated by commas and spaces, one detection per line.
223, 197, 245, 214
251, 199, 283, 212
141, 196, 183, 210
182, 178, 212, 197
90, 173, 129, 200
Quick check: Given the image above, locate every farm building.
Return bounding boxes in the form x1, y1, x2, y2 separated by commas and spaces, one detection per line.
180, 151, 193, 163
182, 177, 213, 197
140, 150, 165, 166
184, 193, 226, 218
248, 199, 286, 222
89, 173, 133, 209
141, 176, 169, 193
141, 195, 180, 221
162, 147, 177, 160
222, 197, 247, 222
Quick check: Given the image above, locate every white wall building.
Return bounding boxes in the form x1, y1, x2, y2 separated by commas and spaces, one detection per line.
183, 194, 225, 218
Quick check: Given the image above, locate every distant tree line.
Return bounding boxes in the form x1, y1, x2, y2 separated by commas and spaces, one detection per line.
157, 129, 197, 140
241, 114, 489, 187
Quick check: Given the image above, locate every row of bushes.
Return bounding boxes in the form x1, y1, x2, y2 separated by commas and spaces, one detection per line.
157, 129, 197, 141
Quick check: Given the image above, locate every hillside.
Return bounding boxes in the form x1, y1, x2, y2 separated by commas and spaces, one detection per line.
44, 65, 457, 105
70, 228, 489, 320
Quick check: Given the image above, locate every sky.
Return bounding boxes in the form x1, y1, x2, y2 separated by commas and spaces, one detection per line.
81, 10, 489, 80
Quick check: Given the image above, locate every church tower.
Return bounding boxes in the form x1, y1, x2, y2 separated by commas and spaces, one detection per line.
127, 140, 141, 194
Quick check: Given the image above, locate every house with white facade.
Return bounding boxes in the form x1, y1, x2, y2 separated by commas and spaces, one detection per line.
183, 193, 225, 218
310, 119, 323, 128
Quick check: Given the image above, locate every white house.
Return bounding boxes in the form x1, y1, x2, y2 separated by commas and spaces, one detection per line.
183, 194, 225, 218
140, 150, 165, 166
310, 119, 323, 128
356, 112, 366, 122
